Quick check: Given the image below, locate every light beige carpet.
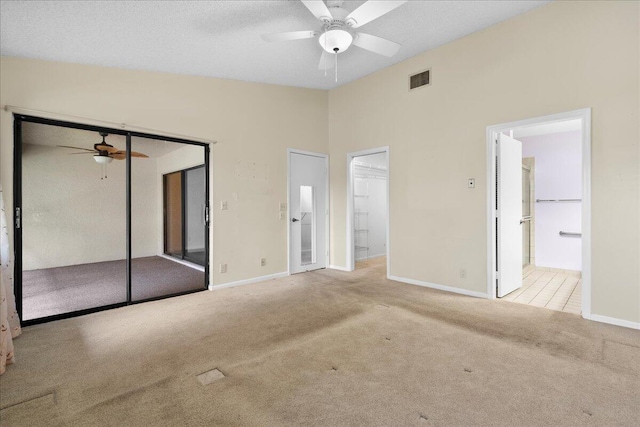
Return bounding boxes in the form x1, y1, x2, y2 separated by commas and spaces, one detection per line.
1, 258, 639, 426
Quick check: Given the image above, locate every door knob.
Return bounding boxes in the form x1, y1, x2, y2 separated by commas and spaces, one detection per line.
291, 218, 300, 222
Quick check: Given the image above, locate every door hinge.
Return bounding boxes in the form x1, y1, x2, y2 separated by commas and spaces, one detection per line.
204, 206, 210, 223
15, 207, 20, 229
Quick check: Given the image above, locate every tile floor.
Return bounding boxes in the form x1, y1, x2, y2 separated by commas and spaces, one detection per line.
502, 266, 582, 314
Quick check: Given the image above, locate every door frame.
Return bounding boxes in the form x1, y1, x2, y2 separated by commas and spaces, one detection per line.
346, 147, 390, 274
486, 108, 591, 318
162, 164, 207, 266
12, 113, 211, 326
286, 148, 329, 275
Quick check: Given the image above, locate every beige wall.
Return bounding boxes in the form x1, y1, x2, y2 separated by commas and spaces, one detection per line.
0, 58, 329, 285
20, 126, 159, 270
328, 1, 639, 323
0, 1, 638, 325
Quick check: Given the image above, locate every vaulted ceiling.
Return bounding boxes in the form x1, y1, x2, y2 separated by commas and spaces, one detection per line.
0, 0, 549, 90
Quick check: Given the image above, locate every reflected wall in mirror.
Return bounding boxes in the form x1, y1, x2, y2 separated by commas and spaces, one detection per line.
20, 122, 127, 321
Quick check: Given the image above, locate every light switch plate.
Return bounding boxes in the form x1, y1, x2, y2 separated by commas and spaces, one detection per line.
221, 201, 228, 210
279, 202, 287, 211
468, 178, 475, 189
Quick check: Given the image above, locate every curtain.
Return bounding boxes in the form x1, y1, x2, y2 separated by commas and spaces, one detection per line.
1, 185, 21, 375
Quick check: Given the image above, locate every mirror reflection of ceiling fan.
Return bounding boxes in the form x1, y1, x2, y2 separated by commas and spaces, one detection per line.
58, 132, 149, 164
261, 0, 408, 79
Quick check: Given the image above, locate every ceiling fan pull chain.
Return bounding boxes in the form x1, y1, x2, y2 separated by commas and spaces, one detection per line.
323, 27, 328, 77
335, 50, 338, 83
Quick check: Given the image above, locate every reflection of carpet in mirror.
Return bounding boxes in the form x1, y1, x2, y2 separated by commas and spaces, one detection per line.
22, 256, 205, 320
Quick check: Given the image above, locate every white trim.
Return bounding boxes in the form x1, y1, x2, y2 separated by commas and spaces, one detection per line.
486, 108, 592, 317
389, 275, 488, 299
209, 271, 288, 291
346, 147, 390, 275
159, 254, 205, 272
287, 148, 330, 275
328, 264, 351, 272
584, 313, 640, 330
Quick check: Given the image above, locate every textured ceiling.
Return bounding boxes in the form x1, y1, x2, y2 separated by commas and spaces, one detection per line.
1, 0, 550, 90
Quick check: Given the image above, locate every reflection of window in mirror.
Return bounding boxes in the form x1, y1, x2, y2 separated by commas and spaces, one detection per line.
300, 185, 315, 265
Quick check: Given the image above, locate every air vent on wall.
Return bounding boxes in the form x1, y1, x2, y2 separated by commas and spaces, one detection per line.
409, 69, 430, 91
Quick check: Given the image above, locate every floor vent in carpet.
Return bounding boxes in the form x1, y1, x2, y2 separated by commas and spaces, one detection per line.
197, 368, 225, 385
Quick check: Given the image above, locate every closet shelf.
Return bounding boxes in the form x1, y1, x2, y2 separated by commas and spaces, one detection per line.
355, 229, 368, 232
355, 246, 369, 250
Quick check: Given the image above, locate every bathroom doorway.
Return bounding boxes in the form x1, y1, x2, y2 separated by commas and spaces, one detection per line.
488, 109, 591, 317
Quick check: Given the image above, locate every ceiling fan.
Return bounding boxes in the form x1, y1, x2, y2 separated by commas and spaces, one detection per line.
261, 0, 407, 76
58, 132, 149, 164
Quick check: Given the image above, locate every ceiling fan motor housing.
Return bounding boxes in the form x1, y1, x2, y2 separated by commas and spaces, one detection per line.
319, 6, 354, 53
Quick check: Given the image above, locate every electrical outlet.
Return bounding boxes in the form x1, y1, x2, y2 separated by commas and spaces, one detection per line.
279, 211, 285, 220
460, 268, 467, 279
220, 201, 228, 210
468, 178, 475, 189
260, 258, 266, 267
219, 263, 227, 273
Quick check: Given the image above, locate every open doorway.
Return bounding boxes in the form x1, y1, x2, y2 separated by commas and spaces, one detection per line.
347, 147, 389, 274
488, 109, 591, 318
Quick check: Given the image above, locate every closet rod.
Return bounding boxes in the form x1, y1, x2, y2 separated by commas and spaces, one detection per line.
536, 199, 581, 203
2, 104, 217, 145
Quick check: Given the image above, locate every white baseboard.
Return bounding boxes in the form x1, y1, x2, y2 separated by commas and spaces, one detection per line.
388, 275, 488, 299
329, 264, 352, 272
209, 271, 288, 291
584, 313, 640, 330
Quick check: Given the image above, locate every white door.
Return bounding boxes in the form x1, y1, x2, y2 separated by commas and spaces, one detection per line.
497, 133, 523, 297
289, 151, 327, 274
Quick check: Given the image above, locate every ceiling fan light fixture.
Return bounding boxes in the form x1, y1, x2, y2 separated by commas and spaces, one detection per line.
94, 155, 113, 165
319, 28, 353, 53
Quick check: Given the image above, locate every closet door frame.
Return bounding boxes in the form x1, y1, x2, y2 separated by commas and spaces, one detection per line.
12, 114, 210, 326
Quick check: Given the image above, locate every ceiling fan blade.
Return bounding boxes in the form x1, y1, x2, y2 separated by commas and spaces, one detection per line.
353, 32, 401, 57
57, 145, 94, 152
111, 150, 149, 159
95, 144, 119, 154
318, 51, 336, 70
261, 30, 318, 42
346, 0, 408, 28
301, 0, 332, 22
